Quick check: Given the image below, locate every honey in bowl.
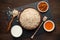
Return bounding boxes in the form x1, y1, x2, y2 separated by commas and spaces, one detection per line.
43, 20, 55, 32
37, 1, 49, 12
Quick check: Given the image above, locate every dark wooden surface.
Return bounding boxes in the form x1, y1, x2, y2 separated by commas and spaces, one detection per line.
0, 0, 60, 40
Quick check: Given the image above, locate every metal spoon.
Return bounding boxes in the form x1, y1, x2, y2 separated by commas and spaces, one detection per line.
31, 16, 48, 39
7, 9, 19, 31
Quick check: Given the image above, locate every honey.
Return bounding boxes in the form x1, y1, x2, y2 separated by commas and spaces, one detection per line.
45, 22, 53, 30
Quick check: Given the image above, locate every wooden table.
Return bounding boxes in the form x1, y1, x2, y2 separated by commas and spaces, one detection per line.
0, 0, 60, 40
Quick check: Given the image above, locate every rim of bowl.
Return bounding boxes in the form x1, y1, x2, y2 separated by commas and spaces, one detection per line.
37, 1, 49, 12
43, 20, 55, 32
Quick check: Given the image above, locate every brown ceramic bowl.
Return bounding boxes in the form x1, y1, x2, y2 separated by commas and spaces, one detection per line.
19, 8, 42, 30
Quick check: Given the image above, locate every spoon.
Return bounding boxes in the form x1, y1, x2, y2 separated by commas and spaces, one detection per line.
7, 9, 19, 31
31, 16, 47, 39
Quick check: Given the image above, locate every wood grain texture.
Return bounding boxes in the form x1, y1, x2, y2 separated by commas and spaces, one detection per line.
0, 0, 60, 40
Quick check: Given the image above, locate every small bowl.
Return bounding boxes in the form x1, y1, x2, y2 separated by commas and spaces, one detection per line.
37, 1, 49, 12
11, 25, 23, 38
43, 20, 55, 32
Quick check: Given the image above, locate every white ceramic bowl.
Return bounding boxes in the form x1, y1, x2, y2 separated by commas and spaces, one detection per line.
11, 25, 23, 38
43, 20, 55, 32
37, 1, 49, 12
